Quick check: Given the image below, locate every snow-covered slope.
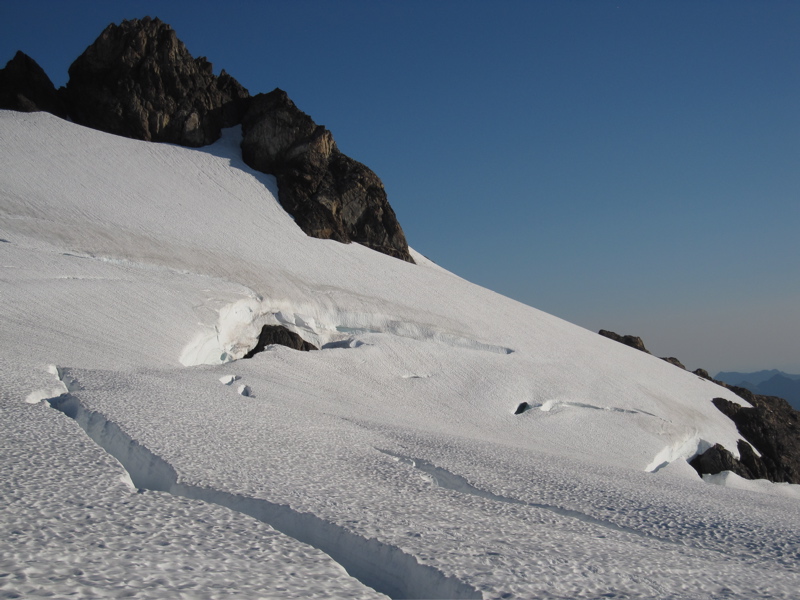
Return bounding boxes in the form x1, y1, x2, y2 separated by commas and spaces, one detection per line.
2, 110, 798, 599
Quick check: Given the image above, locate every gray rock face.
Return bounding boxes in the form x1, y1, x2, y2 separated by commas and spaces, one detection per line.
241, 89, 414, 263
62, 17, 249, 146
0, 51, 67, 117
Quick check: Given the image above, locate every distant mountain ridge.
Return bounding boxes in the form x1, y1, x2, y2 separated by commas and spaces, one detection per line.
716, 369, 800, 386
716, 370, 800, 411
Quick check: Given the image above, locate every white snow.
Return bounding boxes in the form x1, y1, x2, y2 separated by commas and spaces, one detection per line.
2, 110, 799, 599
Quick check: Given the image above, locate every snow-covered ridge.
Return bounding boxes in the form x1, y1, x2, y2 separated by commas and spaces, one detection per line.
3, 110, 800, 598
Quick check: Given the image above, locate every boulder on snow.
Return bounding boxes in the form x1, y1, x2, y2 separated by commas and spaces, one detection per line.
243, 325, 318, 358
599, 330, 685, 370
0, 51, 68, 117
660, 356, 685, 370
514, 402, 531, 415
598, 330, 650, 354
693, 368, 712, 380
241, 89, 414, 263
62, 17, 249, 146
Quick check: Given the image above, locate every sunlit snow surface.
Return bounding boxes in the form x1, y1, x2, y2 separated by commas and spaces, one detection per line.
1, 111, 798, 599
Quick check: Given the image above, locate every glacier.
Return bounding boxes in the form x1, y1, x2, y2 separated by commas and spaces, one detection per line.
1, 110, 798, 599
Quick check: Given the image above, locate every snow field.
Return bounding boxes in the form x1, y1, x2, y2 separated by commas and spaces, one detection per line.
0, 363, 386, 599
2, 110, 799, 598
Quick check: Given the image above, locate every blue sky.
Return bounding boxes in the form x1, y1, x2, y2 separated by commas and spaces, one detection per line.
2, 1, 799, 374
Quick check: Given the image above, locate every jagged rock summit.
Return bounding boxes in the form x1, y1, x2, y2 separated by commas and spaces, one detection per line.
0, 51, 67, 117
63, 17, 249, 146
243, 325, 319, 358
1, 17, 413, 262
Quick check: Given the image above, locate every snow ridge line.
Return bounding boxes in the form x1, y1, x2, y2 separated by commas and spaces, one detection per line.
45, 392, 483, 600
380, 450, 693, 550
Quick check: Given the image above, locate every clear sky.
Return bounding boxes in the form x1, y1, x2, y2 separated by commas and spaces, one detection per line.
2, 0, 799, 374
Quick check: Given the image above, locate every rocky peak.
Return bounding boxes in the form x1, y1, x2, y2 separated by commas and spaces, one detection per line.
63, 16, 249, 146
0, 51, 67, 117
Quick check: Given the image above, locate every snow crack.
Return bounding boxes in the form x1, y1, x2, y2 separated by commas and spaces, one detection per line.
43, 387, 482, 600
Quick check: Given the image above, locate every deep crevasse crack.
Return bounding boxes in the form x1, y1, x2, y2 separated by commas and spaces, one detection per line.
44, 391, 483, 600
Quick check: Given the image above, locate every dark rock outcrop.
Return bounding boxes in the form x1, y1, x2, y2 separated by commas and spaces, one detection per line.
599, 330, 686, 369
598, 330, 649, 353
514, 402, 531, 415
689, 439, 775, 481
690, 443, 751, 480
62, 17, 249, 146
0, 51, 67, 117
243, 325, 318, 358
660, 356, 685, 370
691, 369, 800, 483
693, 368, 711, 380
241, 89, 414, 263
703, 394, 800, 483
